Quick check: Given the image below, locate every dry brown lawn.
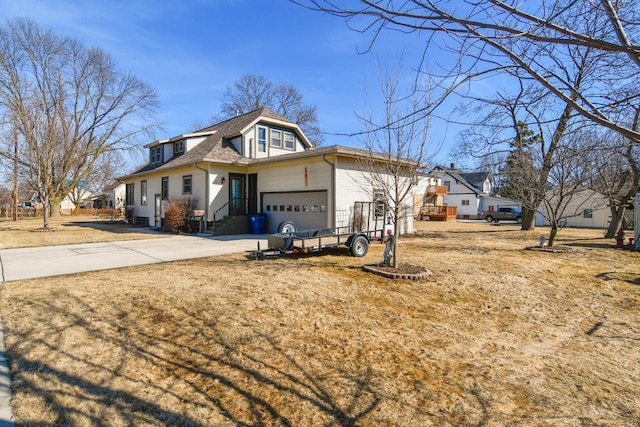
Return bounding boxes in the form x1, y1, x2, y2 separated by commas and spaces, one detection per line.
0, 216, 159, 249
0, 221, 638, 426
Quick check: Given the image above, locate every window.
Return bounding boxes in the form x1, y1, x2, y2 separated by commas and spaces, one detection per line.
462, 199, 470, 206
126, 183, 134, 205
150, 146, 162, 164
373, 189, 386, 218
182, 175, 192, 194
443, 180, 451, 191
161, 177, 169, 200
140, 180, 147, 205
584, 209, 593, 218
284, 131, 295, 150
270, 129, 282, 148
174, 140, 184, 154
257, 127, 267, 152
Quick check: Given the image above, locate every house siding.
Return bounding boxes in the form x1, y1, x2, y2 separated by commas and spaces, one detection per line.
536, 190, 610, 229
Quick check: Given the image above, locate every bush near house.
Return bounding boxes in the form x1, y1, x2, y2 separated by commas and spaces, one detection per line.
162, 196, 198, 233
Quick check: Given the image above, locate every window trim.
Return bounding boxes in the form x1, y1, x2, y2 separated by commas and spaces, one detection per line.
161, 176, 169, 200
174, 140, 184, 155
140, 180, 147, 205
270, 129, 282, 148
583, 208, 593, 219
125, 183, 134, 205
182, 175, 192, 195
150, 146, 162, 165
257, 126, 267, 153
284, 131, 295, 150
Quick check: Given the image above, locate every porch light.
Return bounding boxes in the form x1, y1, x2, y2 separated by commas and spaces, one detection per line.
221, 177, 226, 184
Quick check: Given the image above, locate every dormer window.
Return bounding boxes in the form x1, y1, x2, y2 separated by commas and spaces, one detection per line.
284, 131, 295, 150
270, 129, 282, 148
150, 146, 162, 164
174, 140, 184, 155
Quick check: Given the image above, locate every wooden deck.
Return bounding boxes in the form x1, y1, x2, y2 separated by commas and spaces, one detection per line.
417, 206, 457, 221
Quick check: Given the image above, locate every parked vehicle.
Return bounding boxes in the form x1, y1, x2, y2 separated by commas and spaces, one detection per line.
481, 207, 522, 223
248, 201, 389, 259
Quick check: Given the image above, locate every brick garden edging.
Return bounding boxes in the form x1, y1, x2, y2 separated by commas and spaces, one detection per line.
363, 264, 432, 281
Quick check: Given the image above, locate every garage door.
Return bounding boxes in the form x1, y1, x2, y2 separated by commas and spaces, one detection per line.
263, 191, 328, 233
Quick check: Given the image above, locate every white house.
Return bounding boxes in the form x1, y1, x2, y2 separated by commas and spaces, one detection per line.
120, 108, 416, 235
60, 187, 95, 214
535, 187, 611, 229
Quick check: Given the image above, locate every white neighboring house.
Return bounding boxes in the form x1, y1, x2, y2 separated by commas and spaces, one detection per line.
104, 182, 126, 211
120, 108, 416, 235
60, 187, 95, 214
535, 187, 611, 229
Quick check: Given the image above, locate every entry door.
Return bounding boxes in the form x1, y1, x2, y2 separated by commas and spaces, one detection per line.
154, 194, 161, 227
229, 174, 246, 215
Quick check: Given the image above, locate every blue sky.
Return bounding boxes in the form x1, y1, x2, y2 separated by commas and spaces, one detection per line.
0, 0, 465, 166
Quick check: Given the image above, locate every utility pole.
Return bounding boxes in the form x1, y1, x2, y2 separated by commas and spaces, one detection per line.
12, 126, 18, 221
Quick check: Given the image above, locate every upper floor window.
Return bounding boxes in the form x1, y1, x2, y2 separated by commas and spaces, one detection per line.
257, 127, 267, 152
150, 146, 162, 164
174, 140, 184, 155
443, 180, 451, 191
284, 131, 295, 150
270, 129, 282, 148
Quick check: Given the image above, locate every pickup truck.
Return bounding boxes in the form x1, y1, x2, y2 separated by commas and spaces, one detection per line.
481, 207, 522, 223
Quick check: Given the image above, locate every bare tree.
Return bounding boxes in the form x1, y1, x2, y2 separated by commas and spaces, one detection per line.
212, 73, 324, 145
539, 135, 606, 246
356, 56, 431, 268
589, 127, 640, 238
294, 0, 640, 144
0, 18, 158, 228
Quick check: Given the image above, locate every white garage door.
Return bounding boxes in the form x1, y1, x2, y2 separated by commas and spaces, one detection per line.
263, 191, 328, 233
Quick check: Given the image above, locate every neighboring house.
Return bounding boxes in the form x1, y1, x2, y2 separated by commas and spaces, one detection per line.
101, 181, 126, 211
412, 172, 457, 220
60, 187, 95, 214
535, 187, 611, 229
431, 164, 487, 219
120, 108, 415, 235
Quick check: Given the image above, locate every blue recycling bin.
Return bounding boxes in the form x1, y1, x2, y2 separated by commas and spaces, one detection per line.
257, 214, 267, 234
249, 214, 260, 234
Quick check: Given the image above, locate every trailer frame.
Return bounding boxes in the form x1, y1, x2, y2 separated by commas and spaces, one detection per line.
248, 201, 389, 260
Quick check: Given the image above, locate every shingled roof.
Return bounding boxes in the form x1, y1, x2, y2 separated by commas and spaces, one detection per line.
126, 108, 300, 177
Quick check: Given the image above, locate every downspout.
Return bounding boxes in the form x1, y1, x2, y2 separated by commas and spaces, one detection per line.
322, 154, 336, 228
194, 162, 209, 230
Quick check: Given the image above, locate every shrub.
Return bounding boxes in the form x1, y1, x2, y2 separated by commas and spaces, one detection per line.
162, 196, 198, 233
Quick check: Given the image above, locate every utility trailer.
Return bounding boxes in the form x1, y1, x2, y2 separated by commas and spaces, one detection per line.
248, 201, 389, 260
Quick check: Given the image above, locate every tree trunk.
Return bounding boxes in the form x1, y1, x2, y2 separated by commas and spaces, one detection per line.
605, 205, 626, 239
50, 198, 62, 218
548, 223, 559, 247
41, 196, 50, 229
520, 207, 537, 230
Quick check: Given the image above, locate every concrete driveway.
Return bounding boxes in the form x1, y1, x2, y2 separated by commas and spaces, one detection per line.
0, 234, 268, 282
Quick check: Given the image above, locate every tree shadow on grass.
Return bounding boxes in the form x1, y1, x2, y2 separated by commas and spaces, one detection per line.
3, 293, 384, 426
596, 271, 640, 286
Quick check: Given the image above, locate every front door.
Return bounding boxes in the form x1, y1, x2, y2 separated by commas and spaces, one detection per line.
229, 174, 246, 215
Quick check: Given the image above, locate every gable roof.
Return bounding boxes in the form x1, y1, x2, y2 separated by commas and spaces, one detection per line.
431, 165, 489, 196
125, 108, 313, 178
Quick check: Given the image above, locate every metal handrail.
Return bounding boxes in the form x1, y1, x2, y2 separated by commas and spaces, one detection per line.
213, 198, 248, 222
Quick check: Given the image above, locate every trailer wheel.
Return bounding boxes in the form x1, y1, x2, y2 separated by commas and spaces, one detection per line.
278, 221, 296, 233
350, 235, 369, 257
485, 215, 493, 223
